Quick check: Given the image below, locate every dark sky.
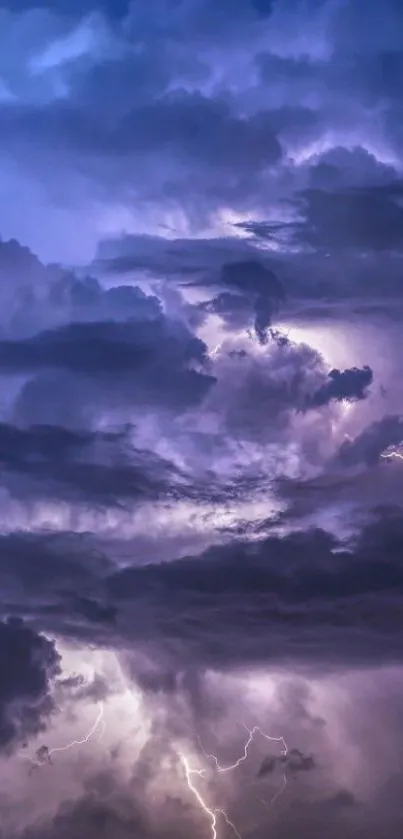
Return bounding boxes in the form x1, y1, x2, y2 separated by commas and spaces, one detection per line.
1, 1, 403, 837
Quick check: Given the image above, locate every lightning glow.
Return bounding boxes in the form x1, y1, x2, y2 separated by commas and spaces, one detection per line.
22, 687, 289, 839
21, 701, 105, 770
340, 399, 353, 416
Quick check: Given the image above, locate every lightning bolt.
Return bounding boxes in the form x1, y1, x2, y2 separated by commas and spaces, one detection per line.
22, 700, 288, 838
258, 764, 288, 808
180, 725, 288, 838
21, 702, 105, 770
180, 754, 241, 839
344, 440, 403, 463
380, 448, 403, 461
198, 724, 288, 774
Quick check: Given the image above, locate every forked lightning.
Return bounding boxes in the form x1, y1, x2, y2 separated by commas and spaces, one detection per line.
181, 724, 288, 838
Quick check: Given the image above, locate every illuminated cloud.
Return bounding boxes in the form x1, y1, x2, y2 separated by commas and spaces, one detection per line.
0, 2, 403, 838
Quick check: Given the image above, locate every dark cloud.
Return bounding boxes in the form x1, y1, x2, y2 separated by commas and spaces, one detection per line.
0, 238, 52, 286
308, 364, 373, 408
2, 3, 403, 837
247, 184, 403, 254
43, 274, 164, 327
0, 91, 283, 232
0, 11, 394, 839
0, 531, 110, 616
196, 260, 285, 341
0, 617, 60, 751
72, 597, 117, 626
95, 228, 403, 314
308, 147, 398, 190
0, 256, 374, 442
0, 320, 203, 375
296, 185, 403, 252
230, 244, 403, 301
101, 513, 403, 667
23, 794, 144, 839
95, 234, 257, 281
217, 261, 284, 300
287, 748, 316, 773
336, 415, 403, 467
219, 261, 285, 342
0, 238, 173, 338
0, 422, 192, 505
322, 789, 357, 810
257, 754, 278, 776
252, 0, 275, 15
198, 292, 254, 329
14, 94, 281, 175
8, 323, 215, 426
3, 512, 403, 671
0, 0, 402, 267
257, 747, 315, 778
0, 249, 222, 425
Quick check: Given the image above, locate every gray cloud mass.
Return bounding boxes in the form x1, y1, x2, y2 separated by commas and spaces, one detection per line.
1, 2, 403, 838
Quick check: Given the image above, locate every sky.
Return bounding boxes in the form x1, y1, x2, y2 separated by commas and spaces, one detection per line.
1, 0, 403, 837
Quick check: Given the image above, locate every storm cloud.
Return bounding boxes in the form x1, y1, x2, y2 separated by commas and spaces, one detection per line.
1, 2, 403, 838
0, 618, 60, 751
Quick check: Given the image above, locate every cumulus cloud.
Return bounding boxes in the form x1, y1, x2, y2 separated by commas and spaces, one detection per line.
204, 332, 373, 451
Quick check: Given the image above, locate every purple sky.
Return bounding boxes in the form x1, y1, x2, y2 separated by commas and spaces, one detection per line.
1, 1, 403, 837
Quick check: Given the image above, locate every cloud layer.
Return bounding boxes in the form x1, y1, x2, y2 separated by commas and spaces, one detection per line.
1, 1, 403, 838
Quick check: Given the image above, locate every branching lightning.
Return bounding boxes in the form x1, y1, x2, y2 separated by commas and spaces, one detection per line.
180, 754, 241, 839
198, 724, 288, 774
21, 702, 105, 770
180, 755, 219, 839
180, 724, 288, 838
22, 699, 289, 839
